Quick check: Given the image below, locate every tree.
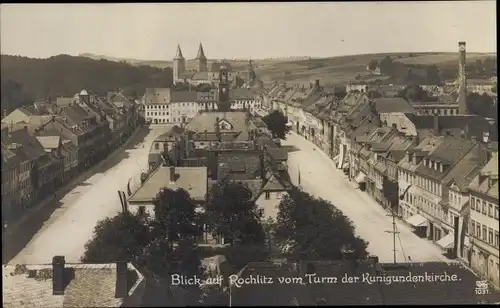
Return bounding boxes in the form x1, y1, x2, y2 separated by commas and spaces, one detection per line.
206, 179, 265, 245
398, 84, 432, 102
152, 188, 199, 248
379, 56, 393, 75
275, 187, 369, 260
262, 110, 291, 139
367, 59, 379, 71
425, 65, 441, 85
466, 92, 494, 118
81, 211, 151, 263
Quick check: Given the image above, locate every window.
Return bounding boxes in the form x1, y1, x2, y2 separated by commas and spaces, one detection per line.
495, 231, 499, 248
495, 205, 499, 220
155, 143, 159, 150
265, 192, 270, 200
488, 228, 494, 245
482, 226, 487, 241
276, 192, 282, 199
482, 201, 487, 215
476, 222, 480, 238
138, 206, 145, 216
488, 203, 493, 217
471, 198, 476, 211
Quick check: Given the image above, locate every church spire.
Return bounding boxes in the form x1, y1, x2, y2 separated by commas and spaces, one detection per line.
196, 43, 207, 60
174, 45, 184, 60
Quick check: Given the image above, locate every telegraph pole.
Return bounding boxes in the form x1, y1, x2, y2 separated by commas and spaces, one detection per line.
385, 209, 400, 264
385, 184, 412, 264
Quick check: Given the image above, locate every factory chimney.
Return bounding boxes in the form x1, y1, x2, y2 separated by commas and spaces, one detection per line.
457, 42, 468, 114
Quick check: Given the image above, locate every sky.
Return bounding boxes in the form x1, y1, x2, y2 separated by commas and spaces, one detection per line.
0, 2, 496, 60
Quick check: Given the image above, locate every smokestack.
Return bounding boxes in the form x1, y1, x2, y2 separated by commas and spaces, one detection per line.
52, 256, 65, 295
169, 166, 176, 183
433, 115, 439, 133
115, 261, 128, 298
341, 244, 357, 275
215, 117, 221, 141
458, 42, 468, 114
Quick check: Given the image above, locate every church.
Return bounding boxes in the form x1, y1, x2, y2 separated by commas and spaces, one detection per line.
173, 43, 257, 87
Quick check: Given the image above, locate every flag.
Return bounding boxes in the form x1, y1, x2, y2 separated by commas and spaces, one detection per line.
120, 191, 128, 213
127, 178, 132, 196
118, 191, 125, 212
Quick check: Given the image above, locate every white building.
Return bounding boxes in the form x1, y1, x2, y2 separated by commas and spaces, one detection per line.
230, 88, 261, 114
143, 88, 220, 124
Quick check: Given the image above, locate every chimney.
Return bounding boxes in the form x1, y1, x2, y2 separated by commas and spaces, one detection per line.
315, 80, 320, 90
115, 261, 128, 298
341, 244, 357, 275
215, 117, 221, 141
457, 42, 468, 114
52, 256, 65, 295
433, 115, 439, 133
169, 166, 176, 183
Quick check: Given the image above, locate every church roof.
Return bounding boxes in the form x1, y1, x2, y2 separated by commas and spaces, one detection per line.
174, 45, 184, 60
196, 43, 207, 60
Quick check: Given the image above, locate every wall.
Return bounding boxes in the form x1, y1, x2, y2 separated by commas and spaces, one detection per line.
255, 191, 288, 220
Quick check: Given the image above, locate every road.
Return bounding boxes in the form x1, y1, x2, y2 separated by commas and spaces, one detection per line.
8, 126, 168, 264
283, 131, 449, 263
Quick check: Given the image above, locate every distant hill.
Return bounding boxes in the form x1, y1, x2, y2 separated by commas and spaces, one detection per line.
1, 54, 173, 114
79, 52, 496, 86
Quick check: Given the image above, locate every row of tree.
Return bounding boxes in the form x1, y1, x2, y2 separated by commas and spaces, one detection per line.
368, 56, 497, 86
1, 54, 173, 114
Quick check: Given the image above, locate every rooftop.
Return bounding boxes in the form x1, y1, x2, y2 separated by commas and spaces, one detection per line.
2, 261, 144, 308
128, 166, 208, 203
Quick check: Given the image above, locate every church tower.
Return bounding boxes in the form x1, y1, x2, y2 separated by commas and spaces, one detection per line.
245, 59, 256, 88
457, 41, 468, 114
196, 43, 208, 72
173, 45, 185, 83
218, 64, 231, 112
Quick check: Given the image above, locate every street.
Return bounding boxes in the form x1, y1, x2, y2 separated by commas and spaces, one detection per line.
283, 131, 449, 263
7, 126, 167, 264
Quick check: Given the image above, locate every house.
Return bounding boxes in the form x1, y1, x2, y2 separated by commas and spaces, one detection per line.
2, 256, 146, 307
143, 88, 172, 124
1, 143, 20, 226
411, 101, 459, 116
397, 137, 487, 252
229, 88, 261, 114
254, 170, 293, 220
185, 111, 256, 143
168, 90, 200, 124
231, 259, 500, 305
467, 151, 499, 288
127, 166, 208, 218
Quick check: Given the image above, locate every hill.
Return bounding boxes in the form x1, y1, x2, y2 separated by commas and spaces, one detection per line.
79, 52, 496, 87
1, 54, 173, 114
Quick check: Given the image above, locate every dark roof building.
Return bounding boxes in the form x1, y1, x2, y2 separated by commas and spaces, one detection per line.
2, 257, 146, 308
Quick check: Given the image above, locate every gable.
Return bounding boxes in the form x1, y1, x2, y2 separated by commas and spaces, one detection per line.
218, 119, 233, 130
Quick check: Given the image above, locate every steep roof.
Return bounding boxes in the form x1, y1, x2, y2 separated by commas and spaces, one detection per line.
128, 166, 208, 203
196, 43, 207, 60
468, 152, 499, 198
185, 112, 250, 141
144, 88, 171, 104
36, 136, 60, 150
170, 91, 198, 103
2, 262, 144, 308
174, 44, 184, 60
372, 97, 415, 113
231, 88, 256, 100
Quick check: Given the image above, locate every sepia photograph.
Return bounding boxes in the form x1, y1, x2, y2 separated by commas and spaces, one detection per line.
1, 2, 499, 306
